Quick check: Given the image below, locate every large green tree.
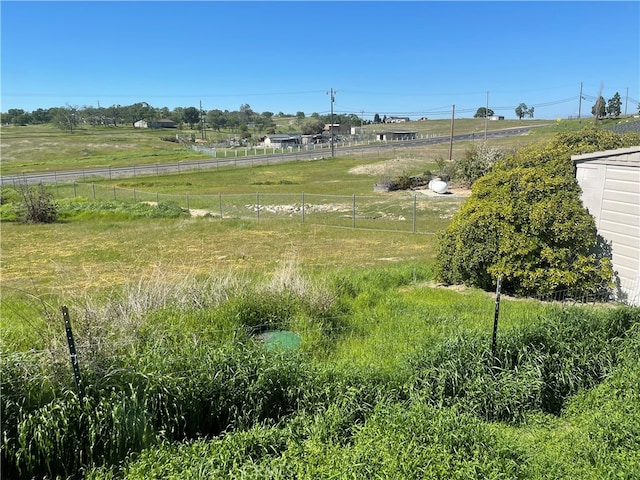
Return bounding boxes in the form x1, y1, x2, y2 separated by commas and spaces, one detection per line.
183, 107, 200, 129
515, 103, 535, 119
607, 92, 622, 117
474, 107, 495, 118
515, 103, 528, 120
436, 128, 640, 297
206, 109, 227, 131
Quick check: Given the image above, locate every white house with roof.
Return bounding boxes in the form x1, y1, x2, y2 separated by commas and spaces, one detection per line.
263, 134, 301, 148
573, 146, 640, 305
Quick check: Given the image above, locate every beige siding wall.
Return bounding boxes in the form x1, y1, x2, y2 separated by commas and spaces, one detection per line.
574, 147, 640, 305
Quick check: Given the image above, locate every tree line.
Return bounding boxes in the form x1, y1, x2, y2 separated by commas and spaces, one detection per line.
471, 92, 633, 120
0, 103, 368, 135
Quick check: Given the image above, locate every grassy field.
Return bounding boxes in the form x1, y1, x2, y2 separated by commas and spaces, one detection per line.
2, 118, 639, 479
2, 117, 617, 176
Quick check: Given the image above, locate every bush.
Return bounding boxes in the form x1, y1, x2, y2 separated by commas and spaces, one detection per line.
455, 143, 506, 185
435, 128, 639, 297
18, 183, 58, 223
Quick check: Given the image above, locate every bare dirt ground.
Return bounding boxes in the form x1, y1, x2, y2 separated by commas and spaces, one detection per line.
348, 158, 472, 198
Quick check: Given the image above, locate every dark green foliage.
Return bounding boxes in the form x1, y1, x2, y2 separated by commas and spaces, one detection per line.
2, 344, 314, 479
408, 306, 639, 421
224, 292, 300, 332
436, 128, 640, 296
378, 173, 432, 191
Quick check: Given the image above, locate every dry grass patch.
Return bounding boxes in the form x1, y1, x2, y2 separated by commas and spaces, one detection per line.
0, 218, 436, 295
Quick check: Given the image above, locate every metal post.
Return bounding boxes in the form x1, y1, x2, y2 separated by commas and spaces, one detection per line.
352, 194, 356, 229
73, 181, 77, 198
62, 305, 83, 400
301, 192, 305, 223
92, 183, 96, 200
256, 192, 260, 220
219, 193, 223, 219
449, 104, 455, 161
491, 276, 503, 358
413, 195, 417, 233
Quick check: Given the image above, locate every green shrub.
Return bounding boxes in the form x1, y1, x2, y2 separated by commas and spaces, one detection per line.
435, 128, 640, 297
455, 143, 506, 185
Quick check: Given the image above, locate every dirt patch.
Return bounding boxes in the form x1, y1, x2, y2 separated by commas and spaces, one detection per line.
349, 158, 426, 176
414, 186, 472, 197
189, 208, 212, 217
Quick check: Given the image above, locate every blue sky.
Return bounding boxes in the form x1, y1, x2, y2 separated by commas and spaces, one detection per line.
2, 1, 639, 120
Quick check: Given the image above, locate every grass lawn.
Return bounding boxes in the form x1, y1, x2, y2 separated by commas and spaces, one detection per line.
3, 117, 614, 176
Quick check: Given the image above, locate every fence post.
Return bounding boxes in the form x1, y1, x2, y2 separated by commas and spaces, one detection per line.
156, 191, 159, 203
413, 194, 417, 233
73, 181, 77, 198
352, 194, 356, 229
219, 193, 223, 219
134, 189, 137, 202
113, 185, 116, 200
92, 183, 96, 200
256, 192, 260, 220
61, 305, 83, 400
491, 276, 503, 359
301, 192, 305, 224
186, 194, 190, 211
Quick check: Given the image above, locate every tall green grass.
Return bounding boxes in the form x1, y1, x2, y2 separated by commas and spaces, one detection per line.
2, 258, 638, 478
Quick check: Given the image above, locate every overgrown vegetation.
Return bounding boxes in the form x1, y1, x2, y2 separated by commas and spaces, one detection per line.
455, 143, 507, 185
2, 263, 639, 478
2, 122, 640, 479
15, 183, 58, 223
436, 128, 640, 296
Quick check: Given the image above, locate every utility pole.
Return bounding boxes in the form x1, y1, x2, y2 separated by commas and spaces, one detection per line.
578, 82, 583, 120
448, 104, 455, 161
360, 109, 364, 138
200, 100, 205, 140
484, 91, 489, 141
625, 87, 629, 115
327, 88, 337, 157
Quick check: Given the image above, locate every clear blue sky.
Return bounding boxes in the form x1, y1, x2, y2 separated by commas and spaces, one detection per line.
2, 1, 639, 120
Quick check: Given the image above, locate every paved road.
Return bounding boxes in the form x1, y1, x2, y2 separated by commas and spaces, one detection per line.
0, 126, 535, 186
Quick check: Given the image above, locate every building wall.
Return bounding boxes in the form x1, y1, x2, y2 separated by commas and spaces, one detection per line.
574, 147, 640, 305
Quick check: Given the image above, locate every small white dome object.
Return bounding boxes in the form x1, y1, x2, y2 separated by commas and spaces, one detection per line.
430, 180, 448, 194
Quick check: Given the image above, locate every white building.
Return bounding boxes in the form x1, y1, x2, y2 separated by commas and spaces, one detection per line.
573, 146, 640, 305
